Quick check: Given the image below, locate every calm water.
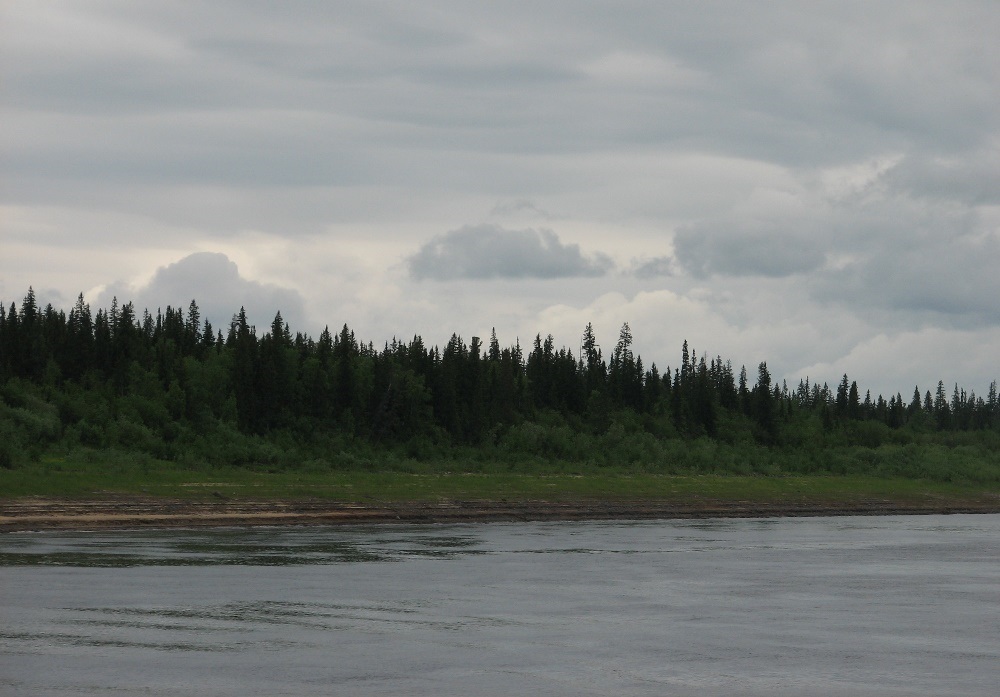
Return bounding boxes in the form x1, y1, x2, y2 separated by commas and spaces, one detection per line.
1, 515, 999, 696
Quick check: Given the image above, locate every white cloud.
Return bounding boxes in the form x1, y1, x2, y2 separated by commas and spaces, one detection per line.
94, 252, 307, 334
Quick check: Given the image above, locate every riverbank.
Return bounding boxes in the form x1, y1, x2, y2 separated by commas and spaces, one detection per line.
5, 467, 1000, 532
4, 493, 1000, 532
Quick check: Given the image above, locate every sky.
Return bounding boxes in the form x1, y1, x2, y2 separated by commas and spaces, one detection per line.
2, 1, 999, 399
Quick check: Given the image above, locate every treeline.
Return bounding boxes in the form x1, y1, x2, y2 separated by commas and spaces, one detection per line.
2, 288, 999, 477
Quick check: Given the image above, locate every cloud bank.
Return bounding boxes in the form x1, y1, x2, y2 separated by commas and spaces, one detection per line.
407, 225, 613, 280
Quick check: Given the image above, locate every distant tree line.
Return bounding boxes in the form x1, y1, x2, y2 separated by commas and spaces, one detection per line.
2, 288, 999, 471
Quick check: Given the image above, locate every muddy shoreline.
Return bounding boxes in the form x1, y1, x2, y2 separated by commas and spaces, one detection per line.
3, 496, 999, 532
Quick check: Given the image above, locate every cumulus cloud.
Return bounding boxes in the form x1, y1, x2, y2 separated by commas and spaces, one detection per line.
407, 224, 613, 280
95, 252, 306, 333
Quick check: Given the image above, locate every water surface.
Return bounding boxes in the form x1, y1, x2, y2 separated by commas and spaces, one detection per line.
2, 515, 998, 696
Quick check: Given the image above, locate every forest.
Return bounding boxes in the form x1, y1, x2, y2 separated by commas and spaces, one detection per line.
2, 288, 1000, 484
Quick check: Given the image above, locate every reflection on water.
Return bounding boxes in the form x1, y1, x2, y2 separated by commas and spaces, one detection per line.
3, 598, 513, 654
2, 516, 999, 696
0, 527, 485, 567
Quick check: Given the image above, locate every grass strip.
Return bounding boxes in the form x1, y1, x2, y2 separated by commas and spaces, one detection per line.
2, 456, 997, 511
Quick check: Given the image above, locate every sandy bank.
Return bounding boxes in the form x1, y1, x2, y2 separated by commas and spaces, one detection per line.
3, 496, 999, 532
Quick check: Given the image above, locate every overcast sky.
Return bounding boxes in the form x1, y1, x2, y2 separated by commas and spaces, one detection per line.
3, 1, 999, 398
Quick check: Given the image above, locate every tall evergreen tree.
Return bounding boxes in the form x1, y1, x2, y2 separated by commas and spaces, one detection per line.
753, 362, 776, 442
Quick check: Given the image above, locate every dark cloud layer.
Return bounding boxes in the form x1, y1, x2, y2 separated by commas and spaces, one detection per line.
8, 2, 995, 204
674, 226, 826, 279
813, 217, 1000, 326
882, 150, 1000, 205
408, 225, 613, 280
96, 252, 306, 333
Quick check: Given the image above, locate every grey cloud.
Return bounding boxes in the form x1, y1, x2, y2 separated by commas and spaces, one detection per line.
881, 150, 1000, 205
408, 224, 613, 280
5, 2, 997, 207
640, 3, 1000, 168
813, 218, 1000, 326
629, 257, 674, 279
96, 252, 306, 333
3, 109, 377, 189
672, 178, 1000, 326
674, 226, 826, 279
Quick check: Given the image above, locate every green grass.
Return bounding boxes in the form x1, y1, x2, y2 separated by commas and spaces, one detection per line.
2, 453, 996, 510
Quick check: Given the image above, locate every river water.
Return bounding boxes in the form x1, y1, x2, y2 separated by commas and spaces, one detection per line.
1, 515, 998, 696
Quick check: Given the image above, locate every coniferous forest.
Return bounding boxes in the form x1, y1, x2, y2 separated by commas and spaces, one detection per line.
2, 288, 1000, 483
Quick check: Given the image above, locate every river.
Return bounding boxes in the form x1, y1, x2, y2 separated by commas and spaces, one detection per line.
2, 514, 998, 696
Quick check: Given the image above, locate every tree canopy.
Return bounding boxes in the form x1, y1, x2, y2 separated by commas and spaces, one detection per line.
2, 288, 999, 475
